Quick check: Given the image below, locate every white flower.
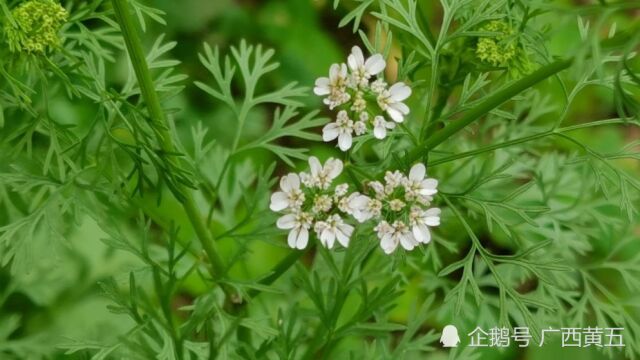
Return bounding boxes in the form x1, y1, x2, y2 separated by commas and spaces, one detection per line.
338, 192, 359, 214
371, 78, 387, 94
314, 214, 354, 249
313, 194, 332, 213
343, 193, 369, 222
409, 207, 441, 244
314, 63, 350, 109
373, 115, 396, 139
308, 156, 343, 189
353, 121, 367, 136
367, 180, 386, 199
334, 183, 349, 197
377, 82, 411, 123
374, 220, 393, 248
350, 92, 367, 113
384, 170, 405, 192
349, 195, 381, 223
299, 172, 314, 187
379, 221, 418, 254
375, 220, 417, 254
389, 198, 406, 211
270, 173, 305, 211
338, 191, 360, 215
347, 46, 386, 88
403, 163, 438, 199
323, 110, 354, 151
365, 198, 382, 218
277, 212, 313, 250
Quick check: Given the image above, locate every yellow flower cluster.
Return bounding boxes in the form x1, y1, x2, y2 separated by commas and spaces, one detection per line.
4, 0, 68, 54
475, 20, 517, 67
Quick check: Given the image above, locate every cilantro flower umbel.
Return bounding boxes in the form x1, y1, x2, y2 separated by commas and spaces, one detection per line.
4, 0, 68, 54
271, 157, 355, 250
475, 20, 533, 76
314, 46, 412, 151
342, 163, 440, 254
475, 20, 517, 67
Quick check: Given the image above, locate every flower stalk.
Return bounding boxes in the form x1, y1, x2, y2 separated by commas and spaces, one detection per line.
407, 58, 574, 163
111, 0, 226, 279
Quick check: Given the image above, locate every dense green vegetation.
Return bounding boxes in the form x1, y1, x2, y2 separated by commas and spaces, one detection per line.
0, 0, 639, 359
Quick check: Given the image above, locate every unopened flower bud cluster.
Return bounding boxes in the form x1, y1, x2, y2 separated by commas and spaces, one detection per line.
314, 46, 412, 151
4, 0, 68, 54
271, 158, 440, 254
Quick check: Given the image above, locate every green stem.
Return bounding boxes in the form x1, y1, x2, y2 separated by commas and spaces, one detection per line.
421, 86, 452, 141
111, 0, 226, 278
407, 58, 574, 163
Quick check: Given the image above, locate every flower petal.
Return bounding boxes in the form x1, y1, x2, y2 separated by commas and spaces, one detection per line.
349, 194, 369, 209
348, 46, 364, 70
413, 224, 431, 244
323, 123, 340, 141
313, 77, 330, 95
425, 207, 441, 217
321, 229, 336, 249
335, 225, 352, 248
364, 54, 386, 75
296, 227, 309, 249
389, 82, 411, 101
338, 133, 352, 151
339, 222, 354, 237
380, 234, 397, 254
400, 233, 417, 250
309, 156, 322, 176
409, 163, 426, 182
423, 208, 441, 226
277, 214, 296, 229
280, 173, 300, 192
287, 227, 299, 248
326, 158, 343, 179
329, 63, 340, 81
353, 210, 370, 223
270, 192, 289, 211
390, 102, 410, 116
339, 63, 348, 77
420, 178, 439, 195
386, 107, 404, 123
373, 124, 387, 139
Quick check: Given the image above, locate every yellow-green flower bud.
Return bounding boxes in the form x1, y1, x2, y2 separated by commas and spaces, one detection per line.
4, 0, 68, 54
475, 20, 517, 67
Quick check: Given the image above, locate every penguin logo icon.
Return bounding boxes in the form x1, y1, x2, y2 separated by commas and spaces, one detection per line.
440, 325, 461, 347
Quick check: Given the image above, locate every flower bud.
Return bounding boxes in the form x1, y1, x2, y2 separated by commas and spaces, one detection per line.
4, 0, 68, 54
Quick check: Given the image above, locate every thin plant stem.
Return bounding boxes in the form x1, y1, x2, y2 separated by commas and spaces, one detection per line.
111, 0, 226, 279
407, 58, 574, 163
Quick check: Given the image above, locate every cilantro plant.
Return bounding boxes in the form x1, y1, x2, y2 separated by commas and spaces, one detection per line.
0, 0, 639, 359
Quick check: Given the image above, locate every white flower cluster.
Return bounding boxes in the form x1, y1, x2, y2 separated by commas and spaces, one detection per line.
270, 157, 354, 250
342, 163, 440, 254
314, 46, 412, 151
271, 158, 440, 254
